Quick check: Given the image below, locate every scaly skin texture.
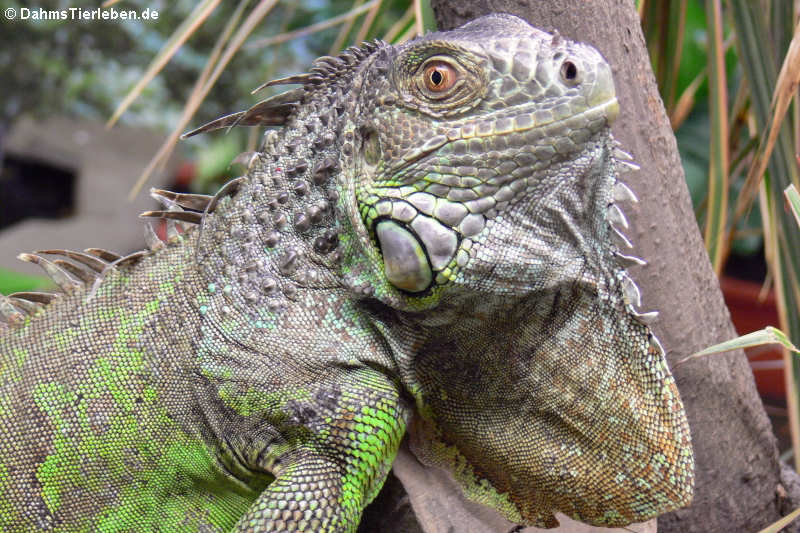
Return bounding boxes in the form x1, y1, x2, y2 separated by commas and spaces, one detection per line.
0, 14, 693, 532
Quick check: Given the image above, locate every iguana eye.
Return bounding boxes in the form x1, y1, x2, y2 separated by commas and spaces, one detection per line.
423, 61, 457, 92
399, 49, 485, 115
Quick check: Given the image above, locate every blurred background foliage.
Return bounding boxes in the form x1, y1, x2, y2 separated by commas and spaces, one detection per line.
2, 0, 800, 465
0, 0, 418, 129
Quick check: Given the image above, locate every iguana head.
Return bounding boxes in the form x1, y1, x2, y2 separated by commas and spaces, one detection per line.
337, 13, 619, 310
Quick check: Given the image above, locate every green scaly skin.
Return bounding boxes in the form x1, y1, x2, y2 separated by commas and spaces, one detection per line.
0, 14, 693, 532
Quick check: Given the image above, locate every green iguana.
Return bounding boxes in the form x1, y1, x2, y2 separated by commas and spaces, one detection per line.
0, 13, 693, 532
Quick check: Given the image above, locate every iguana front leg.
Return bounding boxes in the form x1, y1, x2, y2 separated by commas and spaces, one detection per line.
231, 369, 407, 533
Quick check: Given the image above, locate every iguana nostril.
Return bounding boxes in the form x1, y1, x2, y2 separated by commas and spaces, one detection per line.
560, 60, 579, 84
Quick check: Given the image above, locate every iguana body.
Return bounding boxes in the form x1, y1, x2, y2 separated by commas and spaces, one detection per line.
0, 14, 693, 532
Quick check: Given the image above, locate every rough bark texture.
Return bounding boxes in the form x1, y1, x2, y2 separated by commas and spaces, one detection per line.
425, 1, 794, 532
357, 469, 424, 533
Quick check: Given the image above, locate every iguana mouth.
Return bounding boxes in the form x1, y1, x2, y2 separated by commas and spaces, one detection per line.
460, 97, 620, 137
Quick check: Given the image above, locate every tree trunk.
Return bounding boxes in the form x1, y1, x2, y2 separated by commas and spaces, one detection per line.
420, 1, 796, 532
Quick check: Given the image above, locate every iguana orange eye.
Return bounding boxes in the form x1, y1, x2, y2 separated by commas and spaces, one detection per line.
423, 62, 457, 92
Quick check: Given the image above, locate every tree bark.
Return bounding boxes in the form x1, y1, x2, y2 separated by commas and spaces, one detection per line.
423, 1, 795, 532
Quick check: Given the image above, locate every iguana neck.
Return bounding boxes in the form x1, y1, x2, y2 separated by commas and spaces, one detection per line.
192, 45, 388, 319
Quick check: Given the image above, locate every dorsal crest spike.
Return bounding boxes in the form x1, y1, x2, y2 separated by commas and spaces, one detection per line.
9, 292, 59, 305
144, 222, 165, 252
112, 250, 148, 268
338, 51, 357, 65
6, 296, 42, 315
313, 55, 344, 69
139, 210, 203, 226
37, 249, 110, 274
195, 176, 248, 262
150, 189, 214, 212
252, 74, 313, 94
206, 176, 247, 214
194, 39, 377, 137
231, 151, 258, 172
310, 66, 332, 77
53, 259, 96, 285
18, 253, 82, 294
165, 219, 180, 243
85, 248, 121, 262
0, 294, 25, 325
182, 88, 303, 138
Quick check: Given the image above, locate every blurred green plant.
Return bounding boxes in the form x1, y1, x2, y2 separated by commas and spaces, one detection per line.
0, 267, 51, 295
0, 0, 240, 129
677, 326, 799, 366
